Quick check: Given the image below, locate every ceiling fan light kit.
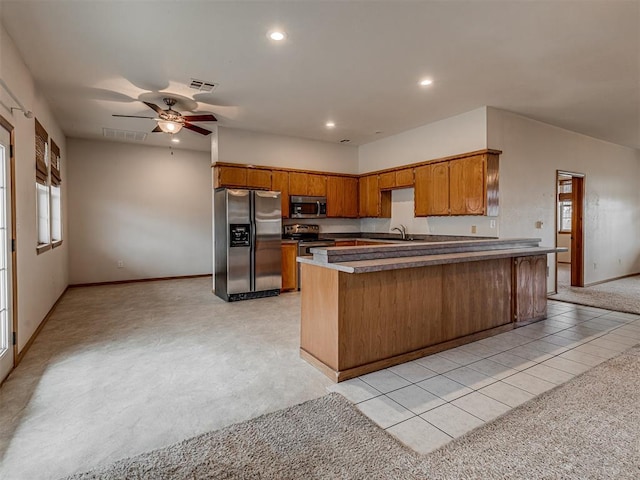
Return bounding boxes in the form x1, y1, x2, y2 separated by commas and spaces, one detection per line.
113, 97, 217, 136
157, 120, 183, 133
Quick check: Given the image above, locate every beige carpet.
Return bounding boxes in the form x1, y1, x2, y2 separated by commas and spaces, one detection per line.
65, 346, 640, 479
549, 274, 640, 314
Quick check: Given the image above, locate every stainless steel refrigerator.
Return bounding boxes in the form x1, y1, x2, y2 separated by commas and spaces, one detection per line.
214, 188, 282, 301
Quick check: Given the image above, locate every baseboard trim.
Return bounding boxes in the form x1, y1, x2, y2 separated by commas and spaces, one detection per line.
16, 287, 68, 366
69, 273, 212, 288
583, 272, 640, 287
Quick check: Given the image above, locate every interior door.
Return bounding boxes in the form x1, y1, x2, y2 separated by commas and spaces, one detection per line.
0, 122, 13, 382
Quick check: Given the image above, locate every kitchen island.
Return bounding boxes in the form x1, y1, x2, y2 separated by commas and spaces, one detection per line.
298, 238, 561, 382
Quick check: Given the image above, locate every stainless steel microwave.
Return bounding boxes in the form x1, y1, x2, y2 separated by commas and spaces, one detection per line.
290, 196, 327, 218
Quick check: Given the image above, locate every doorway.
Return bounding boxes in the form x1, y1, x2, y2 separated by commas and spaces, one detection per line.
0, 115, 15, 383
556, 171, 585, 291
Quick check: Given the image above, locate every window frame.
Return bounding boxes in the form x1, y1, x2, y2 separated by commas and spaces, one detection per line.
35, 119, 63, 254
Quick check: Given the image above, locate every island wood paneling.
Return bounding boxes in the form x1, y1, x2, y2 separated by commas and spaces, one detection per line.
300, 264, 340, 370
300, 256, 517, 381
441, 258, 512, 340
338, 266, 444, 369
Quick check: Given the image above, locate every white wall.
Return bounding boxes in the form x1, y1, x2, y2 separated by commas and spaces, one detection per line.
488, 107, 640, 287
358, 107, 488, 172
0, 24, 68, 352
215, 126, 362, 234
218, 126, 359, 174
67, 139, 212, 284
358, 107, 497, 237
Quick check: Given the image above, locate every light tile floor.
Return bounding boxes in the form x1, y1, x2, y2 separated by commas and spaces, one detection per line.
328, 300, 640, 454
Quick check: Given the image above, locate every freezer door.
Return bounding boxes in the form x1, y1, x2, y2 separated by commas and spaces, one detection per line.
253, 190, 282, 292
226, 189, 252, 294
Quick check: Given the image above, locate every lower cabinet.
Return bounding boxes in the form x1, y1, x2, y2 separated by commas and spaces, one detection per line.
281, 242, 298, 291
513, 255, 547, 323
334, 240, 356, 247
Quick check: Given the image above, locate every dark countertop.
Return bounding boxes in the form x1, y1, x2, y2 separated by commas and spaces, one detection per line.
296, 237, 565, 274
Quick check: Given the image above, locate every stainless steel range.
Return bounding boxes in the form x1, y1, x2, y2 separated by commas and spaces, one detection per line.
282, 224, 335, 289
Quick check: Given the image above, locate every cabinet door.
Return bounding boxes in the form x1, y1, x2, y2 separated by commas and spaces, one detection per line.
271, 170, 290, 218
281, 242, 298, 291
308, 174, 327, 196
450, 156, 485, 215
289, 172, 308, 196
378, 172, 396, 190
415, 163, 449, 216
514, 255, 547, 323
343, 177, 359, 218
334, 240, 356, 247
246, 169, 272, 190
217, 166, 247, 187
395, 168, 414, 188
328, 176, 359, 218
326, 176, 342, 217
358, 175, 377, 217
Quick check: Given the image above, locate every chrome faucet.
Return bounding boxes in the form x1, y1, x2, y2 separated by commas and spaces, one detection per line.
392, 225, 407, 240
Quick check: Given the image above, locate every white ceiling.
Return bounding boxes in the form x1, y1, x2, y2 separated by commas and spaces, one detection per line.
1, 1, 638, 152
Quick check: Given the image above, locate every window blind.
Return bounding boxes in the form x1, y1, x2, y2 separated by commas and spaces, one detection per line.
50, 139, 61, 186
35, 118, 49, 185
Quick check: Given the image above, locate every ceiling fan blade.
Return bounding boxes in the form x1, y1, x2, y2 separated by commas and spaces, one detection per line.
183, 123, 212, 136
182, 114, 217, 122
112, 114, 155, 119
143, 101, 164, 115
151, 126, 162, 133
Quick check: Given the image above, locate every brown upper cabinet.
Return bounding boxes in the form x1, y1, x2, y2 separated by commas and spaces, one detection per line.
214, 149, 499, 219
215, 165, 247, 188
289, 172, 327, 197
414, 162, 449, 216
415, 153, 499, 217
247, 169, 272, 189
215, 165, 271, 190
359, 175, 391, 218
379, 168, 415, 190
271, 170, 290, 218
327, 176, 358, 218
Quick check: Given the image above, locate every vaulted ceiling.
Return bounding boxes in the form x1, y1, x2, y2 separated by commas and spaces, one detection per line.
1, 1, 638, 152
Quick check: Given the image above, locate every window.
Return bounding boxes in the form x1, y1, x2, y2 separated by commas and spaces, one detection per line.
35, 119, 50, 252
50, 140, 62, 245
35, 120, 63, 252
36, 183, 50, 245
558, 178, 572, 233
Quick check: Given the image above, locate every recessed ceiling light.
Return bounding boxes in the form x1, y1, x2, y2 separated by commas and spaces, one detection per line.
268, 30, 286, 41
419, 79, 433, 87
171, 137, 180, 144
325, 121, 335, 128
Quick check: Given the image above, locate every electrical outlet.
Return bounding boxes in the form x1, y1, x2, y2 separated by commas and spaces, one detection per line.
490, 220, 496, 229
471, 225, 477, 234
593, 262, 597, 270
117, 260, 124, 268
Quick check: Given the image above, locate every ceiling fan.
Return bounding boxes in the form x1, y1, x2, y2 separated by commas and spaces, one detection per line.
113, 97, 217, 135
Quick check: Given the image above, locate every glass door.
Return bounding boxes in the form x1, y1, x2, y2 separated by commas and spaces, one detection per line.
0, 124, 13, 383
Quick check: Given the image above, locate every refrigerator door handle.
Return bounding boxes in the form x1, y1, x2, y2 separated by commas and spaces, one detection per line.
250, 194, 256, 292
